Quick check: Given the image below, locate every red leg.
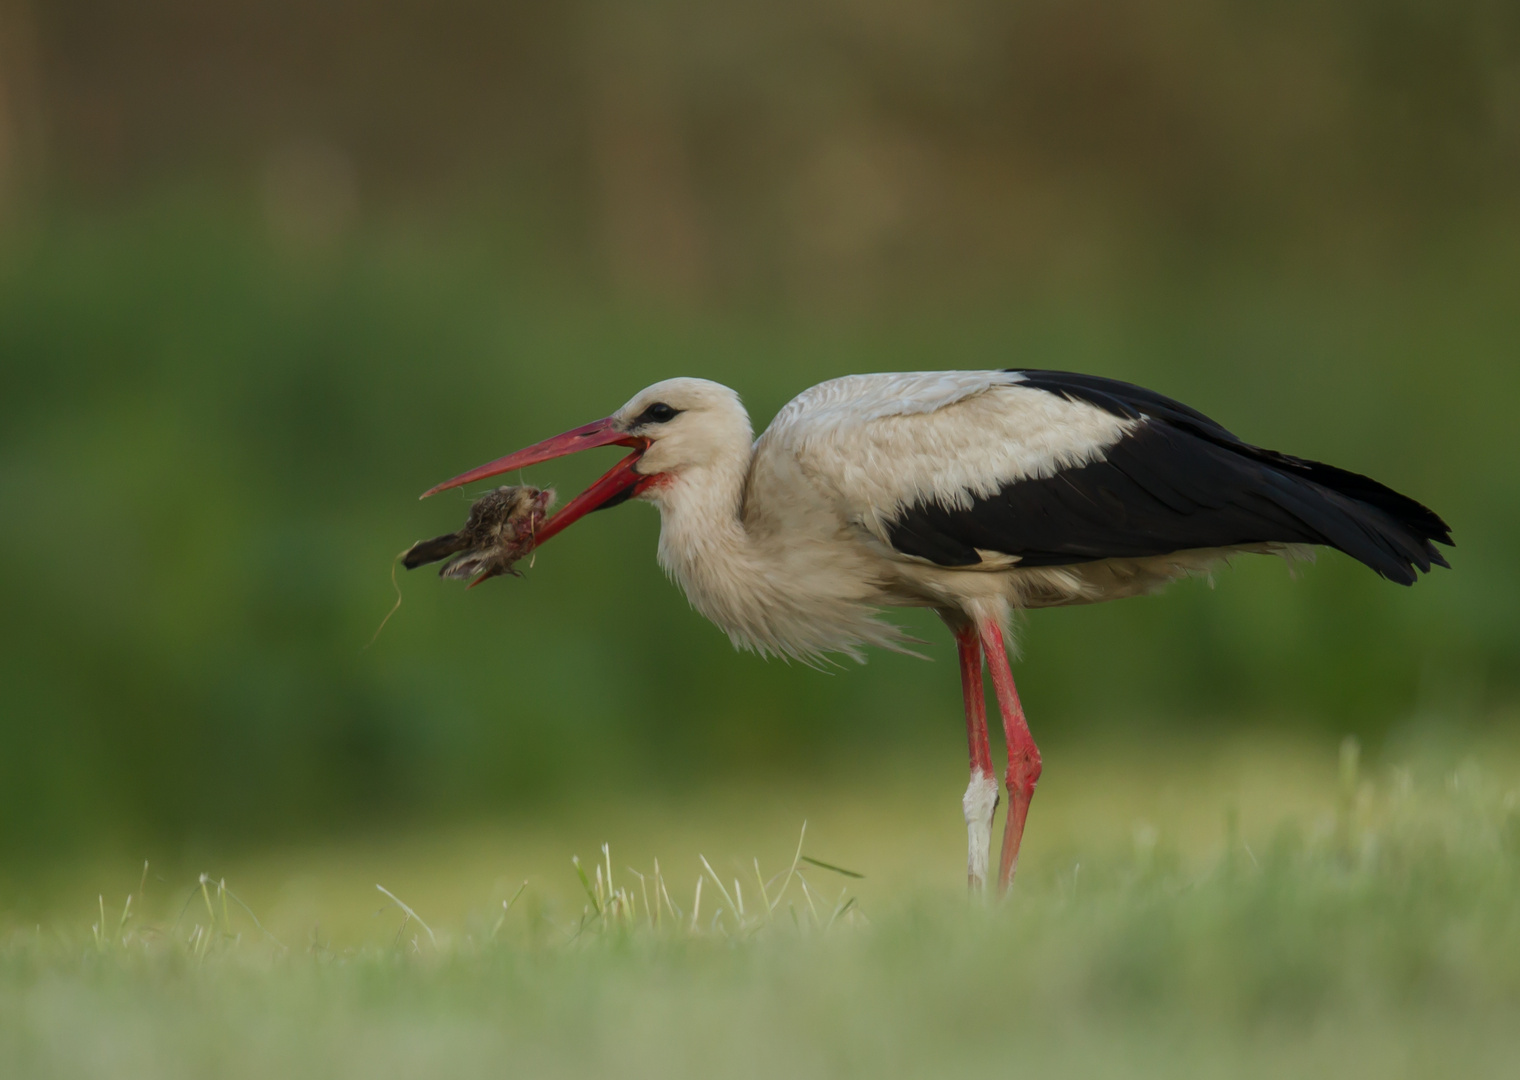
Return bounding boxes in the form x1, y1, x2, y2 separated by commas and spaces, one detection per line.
978, 620, 1042, 894
954, 623, 998, 891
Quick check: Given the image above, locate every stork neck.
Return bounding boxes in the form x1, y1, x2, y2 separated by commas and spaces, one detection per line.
646, 442, 907, 663
651, 454, 755, 574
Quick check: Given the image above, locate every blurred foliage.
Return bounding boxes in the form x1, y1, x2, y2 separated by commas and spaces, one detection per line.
7, 0, 1520, 307
0, 205, 1514, 859
0, 0, 1517, 857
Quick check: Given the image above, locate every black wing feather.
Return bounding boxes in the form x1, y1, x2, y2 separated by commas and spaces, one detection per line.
886, 370, 1452, 585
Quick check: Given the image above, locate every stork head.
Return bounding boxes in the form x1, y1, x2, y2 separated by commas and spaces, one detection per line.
420, 377, 751, 545
610, 377, 752, 480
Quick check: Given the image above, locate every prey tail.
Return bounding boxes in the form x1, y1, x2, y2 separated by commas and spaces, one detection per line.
402, 532, 468, 570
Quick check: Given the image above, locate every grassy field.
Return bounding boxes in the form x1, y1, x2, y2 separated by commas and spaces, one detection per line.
4, 733, 1518, 1080
6, 8, 1517, 1074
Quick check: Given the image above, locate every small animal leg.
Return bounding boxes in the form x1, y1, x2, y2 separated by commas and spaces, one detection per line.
978, 620, 1042, 894
954, 623, 998, 892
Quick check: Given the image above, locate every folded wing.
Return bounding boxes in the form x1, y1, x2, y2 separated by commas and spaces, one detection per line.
765, 369, 1452, 586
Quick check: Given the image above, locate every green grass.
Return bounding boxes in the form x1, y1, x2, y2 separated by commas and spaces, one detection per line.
4, 735, 1519, 1079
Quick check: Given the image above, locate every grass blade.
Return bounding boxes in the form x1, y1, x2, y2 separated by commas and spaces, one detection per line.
698, 855, 740, 924
375, 884, 438, 949
571, 856, 601, 916
800, 856, 864, 879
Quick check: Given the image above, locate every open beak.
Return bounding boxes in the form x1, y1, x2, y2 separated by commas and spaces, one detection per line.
420, 417, 653, 547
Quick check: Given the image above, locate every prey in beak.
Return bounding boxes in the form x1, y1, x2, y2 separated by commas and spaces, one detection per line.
403, 485, 555, 586
418, 416, 657, 559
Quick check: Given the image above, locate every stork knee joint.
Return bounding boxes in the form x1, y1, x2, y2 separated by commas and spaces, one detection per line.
1006, 749, 1042, 798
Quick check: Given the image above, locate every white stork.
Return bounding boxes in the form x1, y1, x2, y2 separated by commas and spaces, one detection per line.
422, 370, 1451, 892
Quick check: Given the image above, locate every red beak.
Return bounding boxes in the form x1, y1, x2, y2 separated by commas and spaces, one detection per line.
419, 417, 654, 548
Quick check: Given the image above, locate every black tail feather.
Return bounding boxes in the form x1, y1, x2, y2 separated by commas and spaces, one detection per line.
1007, 368, 1453, 585
1263, 458, 1452, 584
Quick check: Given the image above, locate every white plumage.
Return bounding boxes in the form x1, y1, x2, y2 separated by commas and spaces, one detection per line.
423, 368, 1451, 892
633, 374, 1223, 664
764, 371, 1136, 520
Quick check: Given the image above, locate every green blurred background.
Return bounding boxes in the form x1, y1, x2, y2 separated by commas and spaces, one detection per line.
0, 0, 1516, 868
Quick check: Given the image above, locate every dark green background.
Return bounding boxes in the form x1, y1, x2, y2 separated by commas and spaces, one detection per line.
1, 0, 1515, 859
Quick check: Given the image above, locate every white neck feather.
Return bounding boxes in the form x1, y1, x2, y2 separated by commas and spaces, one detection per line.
647, 450, 910, 664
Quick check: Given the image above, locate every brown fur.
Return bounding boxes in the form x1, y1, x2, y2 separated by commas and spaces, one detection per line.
403, 485, 555, 584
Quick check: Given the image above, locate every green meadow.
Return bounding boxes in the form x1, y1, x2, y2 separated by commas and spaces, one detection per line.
5, 736, 1519, 1079
2, 202, 1517, 1078
4, 4, 1519, 1071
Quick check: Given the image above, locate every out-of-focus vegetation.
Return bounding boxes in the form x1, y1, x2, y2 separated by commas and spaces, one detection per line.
4, 742, 1520, 1079
0, 0, 1517, 863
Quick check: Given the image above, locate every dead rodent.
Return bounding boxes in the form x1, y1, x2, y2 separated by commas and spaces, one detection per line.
403, 485, 556, 585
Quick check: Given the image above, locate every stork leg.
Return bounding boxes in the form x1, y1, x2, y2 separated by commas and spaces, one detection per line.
954, 623, 998, 892
978, 620, 1042, 894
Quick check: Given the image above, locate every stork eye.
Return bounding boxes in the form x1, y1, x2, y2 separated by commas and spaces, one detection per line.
638, 402, 679, 425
